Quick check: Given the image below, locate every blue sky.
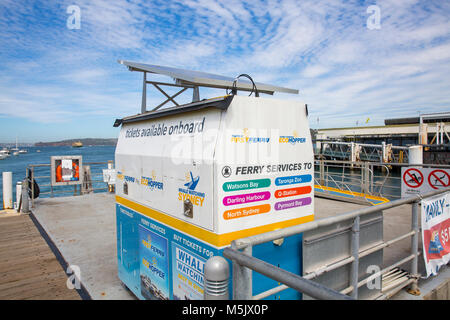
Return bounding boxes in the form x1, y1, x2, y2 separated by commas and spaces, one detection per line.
0, 0, 449, 143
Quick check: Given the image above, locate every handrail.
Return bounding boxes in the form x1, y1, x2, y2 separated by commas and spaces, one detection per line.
233, 187, 450, 250
222, 247, 354, 300
223, 187, 450, 300
315, 160, 450, 201
26, 160, 114, 207
315, 160, 398, 200
316, 159, 450, 168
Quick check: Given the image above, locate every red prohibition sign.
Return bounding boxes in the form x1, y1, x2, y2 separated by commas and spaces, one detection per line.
403, 168, 424, 188
428, 169, 450, 189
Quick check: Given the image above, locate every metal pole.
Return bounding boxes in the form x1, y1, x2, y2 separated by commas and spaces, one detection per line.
319, 159, 325, 185
419, 114, 423, 145
350, 216, 360, 299
31, 167, 35, 208
234, 187, 450, 250
370, 163, 374, 194
407, 201, 421, 296
21, 178, 29, 213
224, 247, 353, 300
232, 243, 252, 300
362, 162, 370, 194
192, 86, 200, 102
15, 181, 22, 211
350, 142, 355, 163
141, 71, 147, 113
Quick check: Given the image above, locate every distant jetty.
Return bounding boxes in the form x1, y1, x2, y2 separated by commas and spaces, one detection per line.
35, 138, 117, 147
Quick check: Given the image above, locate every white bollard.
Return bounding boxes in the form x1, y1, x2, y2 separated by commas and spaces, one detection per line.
2, 171, 13, 209
408, 145, 423, 165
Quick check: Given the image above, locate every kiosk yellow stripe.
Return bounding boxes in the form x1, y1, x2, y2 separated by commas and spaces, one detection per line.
116, 195, 314, 248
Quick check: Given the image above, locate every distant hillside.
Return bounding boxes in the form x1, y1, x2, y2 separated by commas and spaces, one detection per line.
35, 138, 117, 147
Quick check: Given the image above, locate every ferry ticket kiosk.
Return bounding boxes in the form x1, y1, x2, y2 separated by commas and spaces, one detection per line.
114, 61, 314, 300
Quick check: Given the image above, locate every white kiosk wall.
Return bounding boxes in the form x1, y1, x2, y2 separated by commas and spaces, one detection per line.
115, 95, 314, 300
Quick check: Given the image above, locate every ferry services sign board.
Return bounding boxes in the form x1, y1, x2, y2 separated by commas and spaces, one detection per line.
401, 167, 450, 198
421, 192, 450, 277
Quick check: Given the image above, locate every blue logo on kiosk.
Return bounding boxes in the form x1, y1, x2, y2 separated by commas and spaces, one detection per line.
184, 171, 200, 190
179, 172, 205, 207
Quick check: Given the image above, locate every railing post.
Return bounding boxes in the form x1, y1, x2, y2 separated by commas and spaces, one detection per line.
361, 162, 370, 194
350, 216, 360, 299
21, 177, 29, 214
369, 163, 374, 194
350, 142, 355, 165
31, 167, 35, 208
232, 242, 252, 300
407, 201, 421, 296
319, 159, 325, 186
381, 141, 386, 163
21, 168, 30, 213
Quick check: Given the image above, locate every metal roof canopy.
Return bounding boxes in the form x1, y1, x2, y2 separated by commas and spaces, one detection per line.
118, 60, 299, 114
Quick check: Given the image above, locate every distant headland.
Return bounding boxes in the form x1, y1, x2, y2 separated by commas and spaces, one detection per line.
34, 138, 117, 147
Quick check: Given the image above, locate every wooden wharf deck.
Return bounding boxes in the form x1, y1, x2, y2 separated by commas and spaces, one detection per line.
0, 213, 81, 300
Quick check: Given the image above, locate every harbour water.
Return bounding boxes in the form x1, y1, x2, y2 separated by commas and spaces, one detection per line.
1, 144, 403, 209
0, 145, 115, 209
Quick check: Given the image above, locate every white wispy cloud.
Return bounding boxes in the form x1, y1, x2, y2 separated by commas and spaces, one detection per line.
0, 0, 449, 136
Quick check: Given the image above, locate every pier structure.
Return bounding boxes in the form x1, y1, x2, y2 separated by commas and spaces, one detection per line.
0, 211, 81, 300
315, 112, 450, 165
316, 113, 450, 146
2, 158, 449, 300
1, 148, 449, 300
15, 189, 447, 300
315, 140, 409, 163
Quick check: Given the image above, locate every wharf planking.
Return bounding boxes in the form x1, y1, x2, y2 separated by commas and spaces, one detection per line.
0, 214, 81, 300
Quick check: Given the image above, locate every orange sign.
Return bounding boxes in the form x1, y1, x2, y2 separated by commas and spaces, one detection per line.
223, 204, 271, 220
275, 186, 311, 198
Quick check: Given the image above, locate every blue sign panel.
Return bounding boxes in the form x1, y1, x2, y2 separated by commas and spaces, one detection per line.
138, 225, 170, 300
275, 174, 312, 186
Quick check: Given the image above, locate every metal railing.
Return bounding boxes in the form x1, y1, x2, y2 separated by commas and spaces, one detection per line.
315, 159, 398, 201
26, 161, 114, 207
220, 187, 450, 300
315, 159, 450, 201
316, 141, 410, 163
